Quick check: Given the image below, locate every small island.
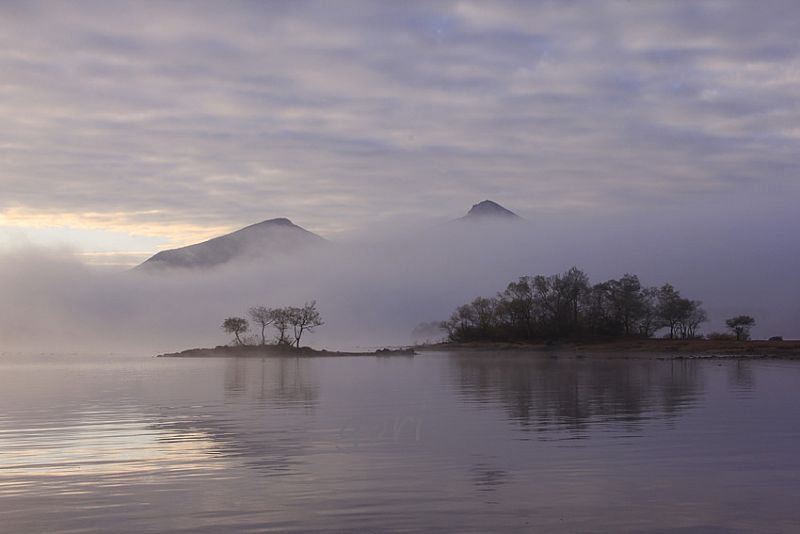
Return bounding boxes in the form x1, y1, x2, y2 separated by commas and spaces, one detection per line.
158, 300, 416, 358
161, 269, 797, 360
158, 345, 416, 358
414, 267, 799, 360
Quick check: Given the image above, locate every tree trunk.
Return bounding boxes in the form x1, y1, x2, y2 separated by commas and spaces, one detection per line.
294, 326, 303, 348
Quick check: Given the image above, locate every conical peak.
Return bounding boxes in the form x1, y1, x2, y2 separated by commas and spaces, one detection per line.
463, 200, 520, 219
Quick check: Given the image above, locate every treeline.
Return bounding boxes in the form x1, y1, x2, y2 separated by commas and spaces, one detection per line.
441, 267, 709, 342
222, 301, 323, 347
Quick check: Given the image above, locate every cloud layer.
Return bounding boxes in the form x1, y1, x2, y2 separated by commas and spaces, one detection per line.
1, 1, 799, 245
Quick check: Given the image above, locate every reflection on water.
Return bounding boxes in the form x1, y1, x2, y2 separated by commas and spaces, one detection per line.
728, 359, 756, 393
150, 358, 321, 477
223, 357, 319, 408
1, 352, 800, 533
450, 354, 702, 435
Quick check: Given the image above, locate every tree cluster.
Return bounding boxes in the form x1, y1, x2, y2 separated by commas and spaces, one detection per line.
221, 301, 324, 348
724, 315, 756, 341
441, 267, 709, 342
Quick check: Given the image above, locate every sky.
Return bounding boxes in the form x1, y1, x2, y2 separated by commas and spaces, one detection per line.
1, 0, 799, 265
0, 1, 798, 349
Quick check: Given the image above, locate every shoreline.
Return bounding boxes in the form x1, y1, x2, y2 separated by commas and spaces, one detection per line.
414, 338, 800, 360
157, 345, 416, 358
159, 339, 800, 360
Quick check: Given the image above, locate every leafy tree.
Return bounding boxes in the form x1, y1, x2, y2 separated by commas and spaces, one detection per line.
222, 317, 249, 346
725, 315, 756, 341
287, 301, 324, 347
248, 306, 275, 345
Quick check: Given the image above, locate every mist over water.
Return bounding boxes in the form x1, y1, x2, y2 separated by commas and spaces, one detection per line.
1, 204, 798, 353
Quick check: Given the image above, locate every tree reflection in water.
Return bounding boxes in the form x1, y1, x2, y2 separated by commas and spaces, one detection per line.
448, 353, 703, 435
224, 356, 319, 409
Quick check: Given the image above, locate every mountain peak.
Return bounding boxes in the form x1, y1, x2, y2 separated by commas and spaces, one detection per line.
255, 217, 293, 226
136, 216, 324, 271
461, 200, 521, 220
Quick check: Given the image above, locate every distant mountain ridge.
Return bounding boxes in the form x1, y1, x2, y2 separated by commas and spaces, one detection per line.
137, 200, 521, 270
137, 217, 325, 270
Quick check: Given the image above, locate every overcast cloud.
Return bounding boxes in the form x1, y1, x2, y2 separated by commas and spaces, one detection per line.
1, 0, 799, 246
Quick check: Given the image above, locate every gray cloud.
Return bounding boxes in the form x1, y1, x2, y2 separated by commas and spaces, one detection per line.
0, 0, 798, 238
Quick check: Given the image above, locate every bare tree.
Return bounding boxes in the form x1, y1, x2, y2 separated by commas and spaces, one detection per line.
681, 302, 708, 339
637, 286, 662, 338
221, 317, 249, 346
271, 308, 292, 345
437, 266, 719, 342
287, 301, 324, 348
561, 266, 589, 328
656, 284, 685, 339
531, 274, 564, 335
248, 306, 275, 345
499, 276, 534, 338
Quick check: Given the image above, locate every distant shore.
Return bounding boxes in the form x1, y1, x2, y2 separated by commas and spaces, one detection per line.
157, 345, 416, 358
415, 338, 800, 359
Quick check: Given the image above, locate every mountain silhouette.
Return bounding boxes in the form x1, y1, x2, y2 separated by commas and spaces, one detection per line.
457, 200, 522, 221
137, 218, 325, 270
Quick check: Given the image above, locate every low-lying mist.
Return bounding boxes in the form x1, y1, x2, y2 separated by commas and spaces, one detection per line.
1, 207, 797, 354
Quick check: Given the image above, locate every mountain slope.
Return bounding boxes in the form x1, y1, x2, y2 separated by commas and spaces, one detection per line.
456, 200, 523, 222
137, 218, 325, 270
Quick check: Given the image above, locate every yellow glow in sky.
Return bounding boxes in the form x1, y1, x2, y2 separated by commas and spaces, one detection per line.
0, 208, 236, 266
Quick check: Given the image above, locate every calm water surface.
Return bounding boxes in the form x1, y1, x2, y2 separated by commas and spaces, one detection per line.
1, 351, 799, 533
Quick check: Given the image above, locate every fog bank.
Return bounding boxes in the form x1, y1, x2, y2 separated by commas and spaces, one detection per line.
1, 207, 798, 353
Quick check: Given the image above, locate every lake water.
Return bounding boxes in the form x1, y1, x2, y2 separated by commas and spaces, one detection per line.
1, 351, 799, 533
